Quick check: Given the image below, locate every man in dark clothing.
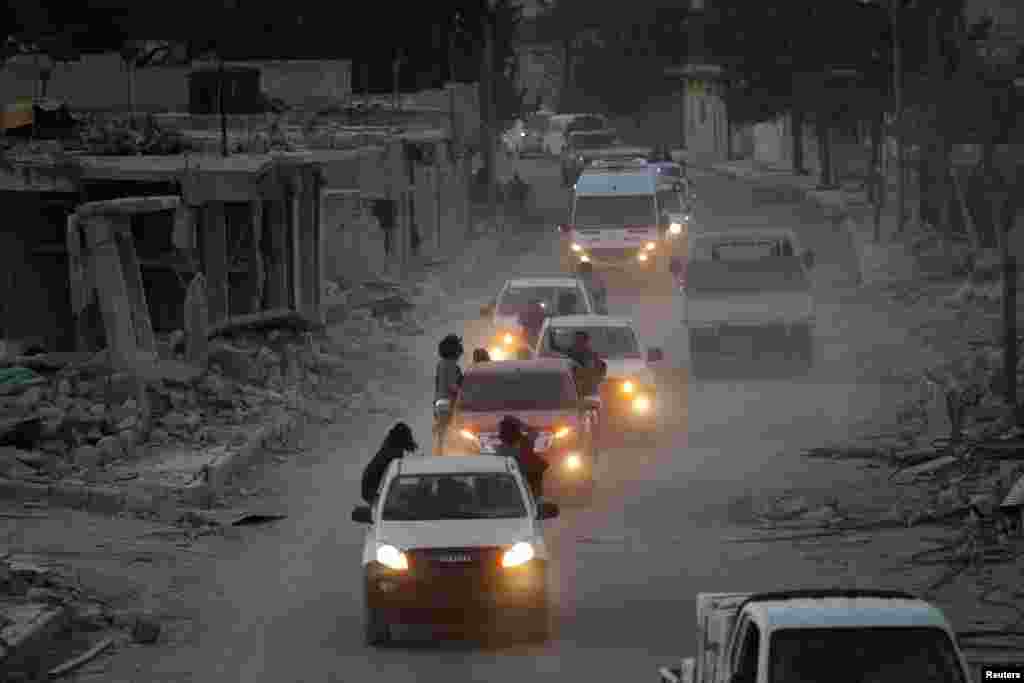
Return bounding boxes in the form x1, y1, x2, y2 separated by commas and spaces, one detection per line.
472, 348, 491, 363
361, 422, 418, 504
518, 299, 547, 348
495, 416, 548, 500
566, 330, 607, 396
434, 334, 464, 454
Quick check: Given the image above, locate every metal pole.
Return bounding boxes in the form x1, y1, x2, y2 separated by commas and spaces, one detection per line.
219, 56, 228, 157
891, 0, 905, 233
483, 8, 498, 231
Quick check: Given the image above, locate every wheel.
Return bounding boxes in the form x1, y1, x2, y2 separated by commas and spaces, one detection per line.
364, 602, 391, 646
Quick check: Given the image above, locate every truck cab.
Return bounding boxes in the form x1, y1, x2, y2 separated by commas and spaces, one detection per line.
661, 590, 974, 683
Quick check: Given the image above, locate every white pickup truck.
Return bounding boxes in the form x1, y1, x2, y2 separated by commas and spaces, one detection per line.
672, 229, 815, 377
657, 589, 1024, 683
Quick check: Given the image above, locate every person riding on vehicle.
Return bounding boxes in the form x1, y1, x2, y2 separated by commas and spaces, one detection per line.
494, 416, 548, 500
434, 334, 464, 453
361, 422, 418, 503
518, 299, 547, 349
576, 261, 608, 313
472, 348, 491, 363
565, 330, 607, 396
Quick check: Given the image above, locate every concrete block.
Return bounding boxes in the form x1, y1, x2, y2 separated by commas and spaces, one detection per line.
0, 604, 69, 673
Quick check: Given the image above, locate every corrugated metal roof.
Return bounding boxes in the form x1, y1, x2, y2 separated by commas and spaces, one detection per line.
575, 171, 656, 195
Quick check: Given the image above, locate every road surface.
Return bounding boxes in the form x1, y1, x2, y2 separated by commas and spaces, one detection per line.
96, 155, 922, 683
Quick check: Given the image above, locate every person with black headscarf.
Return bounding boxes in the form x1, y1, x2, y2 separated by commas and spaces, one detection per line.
361, 422, 418, 504
495, 416, 548, 500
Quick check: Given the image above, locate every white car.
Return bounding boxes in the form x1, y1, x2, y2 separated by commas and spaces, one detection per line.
352, 455, 559, 645
535, 315, 664, 432
479, 276, 597, 361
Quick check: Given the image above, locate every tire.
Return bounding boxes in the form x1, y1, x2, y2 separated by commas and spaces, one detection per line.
364, 602, 391, 647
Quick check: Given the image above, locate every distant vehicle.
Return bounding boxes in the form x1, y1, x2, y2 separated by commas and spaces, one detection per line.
442, 359, 600, 500
352, 455, 559, 645
535, 315, 664, 435
559, 167, 664, 274
659, 589, 981, 683
543, 113, 609, 156
673, 229, 816, 377
521, 111, 552, 155
656, 181, 693, 250
560, 129, 623, 186
479, 276, 597, 361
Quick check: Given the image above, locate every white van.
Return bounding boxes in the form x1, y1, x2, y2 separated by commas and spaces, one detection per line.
543, 113, 609, 157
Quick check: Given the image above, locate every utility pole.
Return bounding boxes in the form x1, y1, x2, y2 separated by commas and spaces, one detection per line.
890, 0, 905, 233
218, 54, 228, 157
482, 2, 499, 231
392, 48, 404, 128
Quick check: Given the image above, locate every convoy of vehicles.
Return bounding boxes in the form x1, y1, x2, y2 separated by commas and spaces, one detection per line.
534, 315, 663, 433
440, 359, 601, 500
479, 276, 598, 361
658, 589, 980, 683
673, 229, 816, 377
560, 166, 664, 273
353, 455, 559, 645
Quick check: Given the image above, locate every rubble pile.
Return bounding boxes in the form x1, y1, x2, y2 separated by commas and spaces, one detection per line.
323, 277, 425, 337
0, 553, 156, 679
0, 318, 366, 487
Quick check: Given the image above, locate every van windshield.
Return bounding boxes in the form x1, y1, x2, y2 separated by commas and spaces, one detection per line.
574, 195, 656, 227
572, 132, 617, 149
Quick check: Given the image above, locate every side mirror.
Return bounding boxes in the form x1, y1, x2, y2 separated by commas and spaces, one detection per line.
669, 257, 683, 276
352, 506, 373, 524
480, 301, 494, 317
558, 224, 572, 234
802, 250, 815, 269
433, 398, 452, 418
647, 347, 664, 363
538, 501, 560, 520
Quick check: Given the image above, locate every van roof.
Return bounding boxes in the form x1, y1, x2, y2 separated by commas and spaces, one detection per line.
396, 455, 515, 475
575, 171, 656, 196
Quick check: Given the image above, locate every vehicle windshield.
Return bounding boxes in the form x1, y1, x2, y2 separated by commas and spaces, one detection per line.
566, 115, 607, 133
770, 627, 966, 683
459, 370, 578, 411
573, 195, 657, 227
656, 165, 683, 178
572, 132, 617, 149
546, 327, 639, 357
497, 285, 587, 316
381, 473, 527, 521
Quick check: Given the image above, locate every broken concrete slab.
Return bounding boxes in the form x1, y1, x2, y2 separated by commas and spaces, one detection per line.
0, 603, 69, 671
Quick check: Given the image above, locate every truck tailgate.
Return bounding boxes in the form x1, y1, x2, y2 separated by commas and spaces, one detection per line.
696, 593, 751, 683
685, 291, 813, 327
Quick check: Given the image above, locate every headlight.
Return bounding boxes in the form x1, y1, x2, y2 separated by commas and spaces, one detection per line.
638, 252, 649, 262
501, 542, 536, 568
683, 214, 692, 222
645, 242, 656, 251
571, 243, 582, 252
489, 347, 507, 361
621, 380, 635, 394
565, 453, 582, 470
376, 545, 409, 571
460, 429, 479, 443
632, 395, 651, 413
669, 223, 682, 235
580, 255, 591, 263
503, 333, 516, 346
553, 426, 572, 440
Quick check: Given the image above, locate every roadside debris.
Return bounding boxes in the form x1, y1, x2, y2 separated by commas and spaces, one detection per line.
230, 513, 287, 527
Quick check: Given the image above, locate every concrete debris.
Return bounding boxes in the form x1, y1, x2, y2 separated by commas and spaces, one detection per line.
130, 615, 161, 644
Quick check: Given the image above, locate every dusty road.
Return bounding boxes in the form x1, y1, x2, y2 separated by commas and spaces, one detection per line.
88, 156, 944, 682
